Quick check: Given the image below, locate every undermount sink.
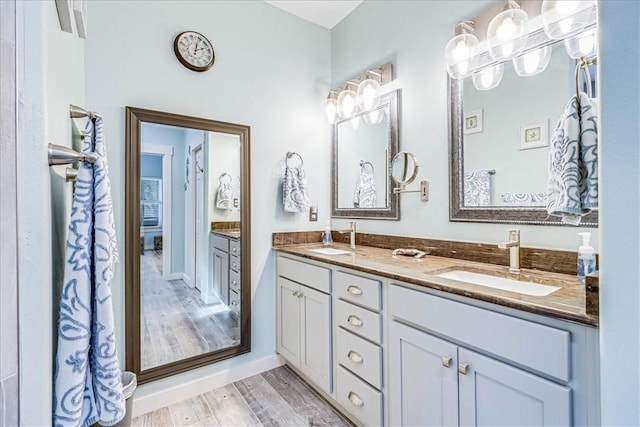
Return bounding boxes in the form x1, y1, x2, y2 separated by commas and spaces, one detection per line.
307, 247, 352, 256
436, 270, 560, 296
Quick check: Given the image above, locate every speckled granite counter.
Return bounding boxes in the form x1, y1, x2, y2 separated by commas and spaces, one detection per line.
274, 242, 598, 327
211, 229, 240, 239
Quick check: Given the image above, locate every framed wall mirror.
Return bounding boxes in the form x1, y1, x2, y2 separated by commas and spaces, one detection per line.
449, 26, 598, 226
332, 90, 400, 219
125, 107, 251, 384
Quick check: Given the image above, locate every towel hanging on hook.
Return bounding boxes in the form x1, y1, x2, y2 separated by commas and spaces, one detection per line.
359, 160, 374, 174
286, 151, 303, 167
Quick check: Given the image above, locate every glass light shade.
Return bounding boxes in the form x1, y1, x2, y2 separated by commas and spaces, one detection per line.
541, 0, 596, 40
487, 8, 529, 60
350, 116, 361, 130
357, 78, 381, 110
324, 98, 338, 124
472, 63, 505, 91
564, 28, 597, 59
337, 88, 357, 119
512, 46, 552, 77
444, 33, 479, 79
363, 108, 385, 125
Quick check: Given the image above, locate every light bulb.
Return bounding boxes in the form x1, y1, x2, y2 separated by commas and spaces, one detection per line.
457, 60, 469, 76
501, 42, 514, 57
558, 17, 574, 34
350, 116, 361, 130
357, 78, 380, 111
364, 108, 385, 125
523, 52, 540, 73
578, 32, 595, 54
324, 98, 338, 124
556, 0, 580, 14
496, 17, 516, 40
542, 0, 596, 39
337, 88, 357, 118
487, 7, 529, 60
512, 46, 552, 77
564, 28, 597, 59
444, 29, 479, 79
472, 63, 504, 91
453, 39, 470, 60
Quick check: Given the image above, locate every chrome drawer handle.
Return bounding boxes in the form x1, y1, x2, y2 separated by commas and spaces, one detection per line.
442, 357, 452, 368
347, 285, 363, 295
458, 362, 469, 375
348, 391, 364, 407
347, 315, 363, 327
347, 351, 363, 364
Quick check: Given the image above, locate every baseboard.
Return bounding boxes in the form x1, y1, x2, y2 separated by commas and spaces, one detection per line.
163, 273, 182, 281
183, 273, 193, 287
131, 354, 284, 417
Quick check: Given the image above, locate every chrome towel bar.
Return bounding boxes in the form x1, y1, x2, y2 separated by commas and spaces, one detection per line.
48, 143, 98, 166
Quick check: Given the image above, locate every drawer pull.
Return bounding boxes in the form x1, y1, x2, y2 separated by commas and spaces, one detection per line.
231, 300, 238, 306
292, 290, 303, 298
232, 247, 238, 253
347, 285, 363, 295
442, 357, 452, 368
347, 315, 363, 327
348, 391, 364, 407
347, 350, 363, 364
232, 262, 238, 269
458, 362, 469, 375
231, 280, 237, 286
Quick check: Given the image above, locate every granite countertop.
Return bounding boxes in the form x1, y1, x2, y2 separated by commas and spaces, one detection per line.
211, 229, 241, 239
274, 242, 598, 327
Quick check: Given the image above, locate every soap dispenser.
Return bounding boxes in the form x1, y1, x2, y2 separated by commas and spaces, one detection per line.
577, 232, 596, 284
322, 220, 333, 246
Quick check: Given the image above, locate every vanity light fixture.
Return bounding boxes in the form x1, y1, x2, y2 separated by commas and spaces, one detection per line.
325, 62, 393, 124
444, 21, 479, 79
541, 0, 596, 40
350, 116, 361, 130
364, 108, 385, 125
564, 28, 597, 59
512, 46, 552, 77
472, 63, 505, 91
487, 0, 529, 61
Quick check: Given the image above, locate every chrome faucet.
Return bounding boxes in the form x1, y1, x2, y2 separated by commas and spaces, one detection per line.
338, 221, 357, 249
498, 229, 520, 273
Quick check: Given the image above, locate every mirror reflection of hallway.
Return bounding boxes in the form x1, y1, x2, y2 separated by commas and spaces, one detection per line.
139, 122, 239, 371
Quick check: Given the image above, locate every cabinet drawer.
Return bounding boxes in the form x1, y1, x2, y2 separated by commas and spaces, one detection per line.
212, 234, 229, 252
335, 271, 381, 311
230, 268, 240, 292
230, 239, 240, 256
336, 327, 382, 389
277, 256, 331, 294
230, 255, 241, 272
229, 289, 240, 318
336, 299, 382, 344
389, 284, 571, 382
337, 366, 383, 427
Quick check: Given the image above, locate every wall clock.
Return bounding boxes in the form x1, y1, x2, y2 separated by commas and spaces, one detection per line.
173, 31, 215, 72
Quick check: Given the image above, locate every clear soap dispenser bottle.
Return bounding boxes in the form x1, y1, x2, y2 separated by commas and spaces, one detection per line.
577, 232, 596, 284
322, 220, 333, 246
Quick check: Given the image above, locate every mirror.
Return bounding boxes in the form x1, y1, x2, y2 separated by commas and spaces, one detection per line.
449, 27, 598, 226
391, 151, 419, 185
125, 107, 251, 384
332, 90, 400, 219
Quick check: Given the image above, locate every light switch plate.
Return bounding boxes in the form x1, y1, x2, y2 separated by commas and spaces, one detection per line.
421, 181, 429, 202
309, 206, 318, 221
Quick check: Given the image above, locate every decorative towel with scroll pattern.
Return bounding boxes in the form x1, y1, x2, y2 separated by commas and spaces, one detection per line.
216, 181, 234, 210
53, 117, 125, 427
464, 170, 492, 206
353, 171, 377, 208
501, 192, 547, 206
546, 93, 598, 225
283, 164, 311, 213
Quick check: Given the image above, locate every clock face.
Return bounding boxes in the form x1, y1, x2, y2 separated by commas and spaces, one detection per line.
173, 31, 215, 72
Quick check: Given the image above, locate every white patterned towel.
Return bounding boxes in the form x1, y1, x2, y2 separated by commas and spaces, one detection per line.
547, 93, 598, 225
53, 117, 125, 427
216, 181, 234, 211
283, 165, 311, 213
464, 170, 492, 206
353, 170, 377, 208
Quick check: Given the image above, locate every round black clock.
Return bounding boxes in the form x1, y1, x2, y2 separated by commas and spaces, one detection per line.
173, 31, 215, 72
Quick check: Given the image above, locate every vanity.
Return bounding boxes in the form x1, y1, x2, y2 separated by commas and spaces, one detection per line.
274, 240, 599, 427
210, 228, 241, 318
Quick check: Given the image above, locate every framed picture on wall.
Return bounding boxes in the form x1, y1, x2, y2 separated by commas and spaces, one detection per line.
463, 109, 483, 135
520, 121, 548, 150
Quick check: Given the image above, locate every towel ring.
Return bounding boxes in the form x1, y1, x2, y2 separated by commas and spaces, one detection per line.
286, 151, 303, 167
575, 57, 596, 103
359, 160, 374, 174
219, 172, 232, 185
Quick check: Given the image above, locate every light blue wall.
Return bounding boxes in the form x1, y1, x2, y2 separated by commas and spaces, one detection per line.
141, 154, 162, 178
330, 0, 598, 250
598, 2, 640, 425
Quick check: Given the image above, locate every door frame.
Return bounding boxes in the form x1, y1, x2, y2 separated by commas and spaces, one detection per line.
190, 142, 204, 291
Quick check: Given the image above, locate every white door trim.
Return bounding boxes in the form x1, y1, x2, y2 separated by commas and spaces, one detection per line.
191, 143, 204, 291
141, 143, 173, 280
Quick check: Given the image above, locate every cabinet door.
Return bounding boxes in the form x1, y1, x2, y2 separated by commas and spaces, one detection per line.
212, 248, 229, 304
276, 278, 301, 366
459, 348, 571, 427
299, 285, 332, 395
389, 321, 459, 427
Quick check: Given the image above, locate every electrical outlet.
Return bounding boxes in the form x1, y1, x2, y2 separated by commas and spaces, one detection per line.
309, 206, 318, 221
420, 180, 429, 202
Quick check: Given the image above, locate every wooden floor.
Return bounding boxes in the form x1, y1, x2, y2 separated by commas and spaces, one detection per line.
141, 252, 240, 370
132, 366, 351, 427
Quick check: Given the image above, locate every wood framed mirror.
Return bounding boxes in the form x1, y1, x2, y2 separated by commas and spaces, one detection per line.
125, 107, 251, 384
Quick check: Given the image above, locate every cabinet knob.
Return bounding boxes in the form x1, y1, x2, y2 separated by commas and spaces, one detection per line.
347, 285, 363, 295
442, 357, 452, 368
232, 262, 238, 268
232, 247, 238, 252
348, 391, 364, 408
347, 315, 363, 327
231, 280, 237, 285
458, 362, 469, 375
347, 350, 364, 365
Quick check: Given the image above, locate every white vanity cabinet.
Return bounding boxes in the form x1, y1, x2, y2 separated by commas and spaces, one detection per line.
276, 256, 333, 395
211, 235, 230, 305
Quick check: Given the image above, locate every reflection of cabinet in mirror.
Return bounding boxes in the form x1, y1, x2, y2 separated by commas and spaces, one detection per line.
210, 231, 241, 319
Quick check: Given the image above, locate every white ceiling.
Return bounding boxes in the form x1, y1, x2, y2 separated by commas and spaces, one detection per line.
263, 1, 364, 29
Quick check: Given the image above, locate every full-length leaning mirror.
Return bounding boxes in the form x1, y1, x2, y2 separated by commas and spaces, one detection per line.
125, 107, 251, 384
332, 90, 400, 219
449, 27, 598, 226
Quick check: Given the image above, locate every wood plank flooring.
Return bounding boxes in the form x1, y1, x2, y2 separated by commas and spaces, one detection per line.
132, 366, 351, 427
141, 252, 239, 370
